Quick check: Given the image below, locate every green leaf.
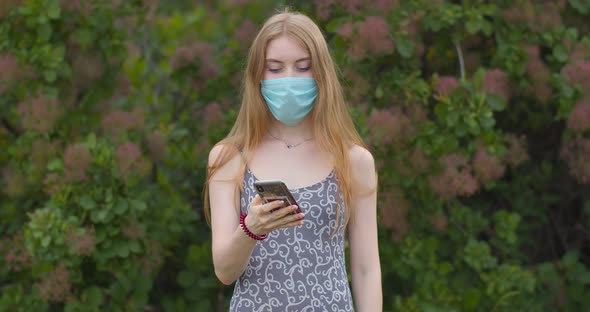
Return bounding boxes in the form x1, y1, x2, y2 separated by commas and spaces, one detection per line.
396, 37, 415, 58
37, 26, 52, 42
445, 111, 459, 127
375, 85, 384, 99
463, 288, 481, 309
128, 240, 141, 253
97, 210, 108, 222
486, 95, 505, 111
18, 6, 32, 15
41, 236, 51, 247
116, 243, 129, 258
43, 70, 57, 83
87, 132, 97, 149
553, 44, 568, 62
569, 0, 590, 14
47, 3, 61, 19
105, 189, 113, 203
80, 196, 96, 210
177, 270, 196, 288
47, 159, 63, 171
578, 271, 590, 285
114, 199, 128, 215
84, 287, 104, 306
465, 19, 480, 34
479, 115, 495, 129
130, 199, 147, 212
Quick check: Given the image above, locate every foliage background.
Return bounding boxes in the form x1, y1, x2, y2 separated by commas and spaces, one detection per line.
1, 0, 589, 311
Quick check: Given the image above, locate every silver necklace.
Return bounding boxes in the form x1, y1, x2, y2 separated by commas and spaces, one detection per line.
268, 131, 314, 149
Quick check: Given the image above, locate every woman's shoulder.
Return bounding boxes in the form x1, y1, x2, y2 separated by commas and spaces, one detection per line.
346, 144, 377, 193
208, 141, 243, 180
347, 144, 375, 169
208, 140, 240, 163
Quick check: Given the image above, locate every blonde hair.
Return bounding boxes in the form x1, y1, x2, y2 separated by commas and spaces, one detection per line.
205, 9, 366, 232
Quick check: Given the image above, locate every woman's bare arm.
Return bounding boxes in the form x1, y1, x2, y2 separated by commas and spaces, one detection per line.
347, 145, 382, 311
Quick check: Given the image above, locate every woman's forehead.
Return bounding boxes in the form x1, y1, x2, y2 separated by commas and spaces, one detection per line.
265, 35, 309, 61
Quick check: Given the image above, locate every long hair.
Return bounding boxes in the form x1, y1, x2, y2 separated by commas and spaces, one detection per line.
204, 9, 366, 232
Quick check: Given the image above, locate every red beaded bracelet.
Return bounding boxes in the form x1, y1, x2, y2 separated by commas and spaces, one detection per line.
240, 213, 268, 241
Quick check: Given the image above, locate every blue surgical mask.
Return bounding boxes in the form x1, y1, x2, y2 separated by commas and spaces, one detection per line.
260, 77, 318, 127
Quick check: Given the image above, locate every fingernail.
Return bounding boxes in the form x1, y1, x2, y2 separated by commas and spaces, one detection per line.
291, 205, 298, 211
299, 213, 305, 218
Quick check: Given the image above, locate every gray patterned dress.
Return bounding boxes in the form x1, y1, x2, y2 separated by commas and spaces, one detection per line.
229, 168, 354, 312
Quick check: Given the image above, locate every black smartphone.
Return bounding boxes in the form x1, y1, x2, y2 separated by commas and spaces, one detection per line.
253, 180, 302, 214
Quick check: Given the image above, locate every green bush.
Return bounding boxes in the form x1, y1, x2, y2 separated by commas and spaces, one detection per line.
1, 0, 589, 311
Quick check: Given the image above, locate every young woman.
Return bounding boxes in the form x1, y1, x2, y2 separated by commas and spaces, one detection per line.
206, 9, 382, 311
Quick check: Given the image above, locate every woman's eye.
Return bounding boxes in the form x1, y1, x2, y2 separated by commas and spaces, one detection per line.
268, 68, 282, 73
296, 66, 311, 72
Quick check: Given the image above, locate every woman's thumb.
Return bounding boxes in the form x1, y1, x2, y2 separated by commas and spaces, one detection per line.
252, 194, 263, 205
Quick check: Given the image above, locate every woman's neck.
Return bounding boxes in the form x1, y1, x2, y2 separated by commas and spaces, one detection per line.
268, 117, 314, 141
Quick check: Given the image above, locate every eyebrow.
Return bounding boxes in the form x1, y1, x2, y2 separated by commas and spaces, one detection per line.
266, 57, 311, 63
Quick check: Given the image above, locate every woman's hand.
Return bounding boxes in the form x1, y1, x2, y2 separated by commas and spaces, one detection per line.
244, 194, 305, 236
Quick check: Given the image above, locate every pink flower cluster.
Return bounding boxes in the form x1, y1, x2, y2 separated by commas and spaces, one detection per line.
146, 131, 166, 163
71, 53, 104, 89
337, 16, 394, 60
203, 101, 224, 130
63, 144, 92, 182
435, 76, 459, 97
501, 2, 535, 25
171, 42, 219, 78
504, 134, 529, 167
2, 165, 27, 197
141, 240, 163, 276
2, 166, 25, 197
65, 227, 95, 256
2, 233, 30, 272
342, 68, 370, 103
524, 45, 551, 101
36, 264, 72, 303
569, 42, 589, 62
378, 187, 410, 242
365, 108, 415, 149
31, 139, 59, 172
314, 0, 333, 21
567, 102, 590, 132
122, 217, 145, 240
394, 147, 431, 178
483, 69, 510, 101
502, 1, 564, 33
101, 107, 145, 138
60, 0, 92, 15
116, 142, 148, 180
0, 54, 19, 94
472, 146, 506, 184
429, 213, 448, 232
16, 95, 61, 133
560, 136, 590, 184
43, 173, 62, 195
233, 19, 257, 46
314, 0, 398, 20
563, 60, 590, 100
430, 154, 479, 200
113, 73, 132, 98
0, 0, 22, 18
409, 148, 430, 173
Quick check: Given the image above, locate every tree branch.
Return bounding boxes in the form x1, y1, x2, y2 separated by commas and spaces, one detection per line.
1, 118, 20, 137
455, 42, 466, 80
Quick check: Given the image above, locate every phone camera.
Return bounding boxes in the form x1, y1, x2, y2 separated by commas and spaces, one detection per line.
256, 185, 264, 192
